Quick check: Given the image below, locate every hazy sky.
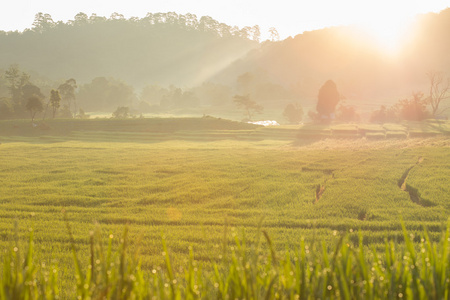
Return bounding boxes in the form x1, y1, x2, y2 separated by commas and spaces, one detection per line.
0, 0, 449, 39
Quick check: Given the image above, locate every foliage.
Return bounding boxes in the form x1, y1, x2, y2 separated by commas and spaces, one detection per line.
25, 96, 43, 122
49, 89, 61, 118
77, 77, 136, 112
283, 102, 303, 124
233, 94, 263, 121
370, 93, 432, 123
58, 78, 77, 115
427, 71, 450, 117
0, 12, 259, 87
370, 105, 399, 123
58, 104, 74, 119
75, 108, 90, 119
160, 86, 199, 109
397, 92, 431, 121
112, 106, 130, 118
1, 222, 450, 299
336, 103, 360, 122
2, 65, 45, 118
316, 80, 340, 119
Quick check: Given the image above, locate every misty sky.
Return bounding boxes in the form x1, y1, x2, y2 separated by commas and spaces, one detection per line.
0, 0, 449, 39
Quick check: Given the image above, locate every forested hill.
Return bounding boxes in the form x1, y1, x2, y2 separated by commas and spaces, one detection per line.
213, 8, 450, 107
0, 12, 259, 87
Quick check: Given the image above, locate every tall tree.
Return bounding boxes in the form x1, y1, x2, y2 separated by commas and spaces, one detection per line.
26, 96, 43, 122
233, 94, 263, 121
316, 80, 340, 119
427, 71, 450, 117
32, 12, 55, 33
58, 78, 77, 114
251, 25, 261, 42
4, 65, 30, 109
50, 89, 61, 118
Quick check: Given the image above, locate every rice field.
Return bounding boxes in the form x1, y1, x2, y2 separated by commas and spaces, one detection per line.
0, 117, 449, 298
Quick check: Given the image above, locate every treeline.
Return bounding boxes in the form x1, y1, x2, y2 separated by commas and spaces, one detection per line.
0, 65, 299, 121
1, 64, 447, 124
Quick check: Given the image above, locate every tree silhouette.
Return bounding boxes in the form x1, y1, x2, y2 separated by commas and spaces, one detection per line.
397, 92, 430, 121
26, 96, 43, 122
50, 89, 61, 118
316, 80, 340, 120
58, 78, 77, 114
233, 94, 263, 121
283, 103, 303, 124
427, 71, 450, 117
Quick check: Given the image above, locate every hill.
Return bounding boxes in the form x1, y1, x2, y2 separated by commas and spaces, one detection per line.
0, 12, 259, 87
213, 8, 450, 112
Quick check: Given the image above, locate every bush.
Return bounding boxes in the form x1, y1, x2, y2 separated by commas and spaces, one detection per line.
283, 103, 303, 124
397, 92, 431, 121
336, 103, 360, 122
112, 106, 130, 118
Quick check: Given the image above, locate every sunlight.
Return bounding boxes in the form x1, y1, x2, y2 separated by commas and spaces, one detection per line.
351, 3, 417, 56
359, 18, 411, 55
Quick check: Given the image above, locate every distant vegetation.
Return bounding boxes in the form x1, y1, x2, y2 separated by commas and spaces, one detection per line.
1, 9, 449, 121
0, 12, 260, 87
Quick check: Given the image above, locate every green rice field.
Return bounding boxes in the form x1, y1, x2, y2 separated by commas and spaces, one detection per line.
0, 117, 449, 298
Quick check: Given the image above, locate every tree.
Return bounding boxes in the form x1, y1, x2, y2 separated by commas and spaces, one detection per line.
32, 13, 55, 33
397, 92, 430, 121
112, 106, 130, 118
283, 103, 303, 124
50, 89, 61, 118
427, 71, 450, 117
251, 25, 261, 42
316, 80, 340, 120
268, 27, 280, 42
58, 78, 77, 114
336, 103, 360, 122
233, 94, 263, 121
4, 65, 30, 112
26, 96, 43, 122
77, 77, 136, 111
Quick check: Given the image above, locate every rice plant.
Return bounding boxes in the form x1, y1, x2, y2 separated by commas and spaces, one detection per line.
1, 221, 449, 299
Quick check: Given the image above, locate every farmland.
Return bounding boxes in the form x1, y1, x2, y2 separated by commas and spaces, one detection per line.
0, 117, 449, 297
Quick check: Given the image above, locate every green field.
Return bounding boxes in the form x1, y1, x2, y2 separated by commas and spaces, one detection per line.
0, 117, 449, 298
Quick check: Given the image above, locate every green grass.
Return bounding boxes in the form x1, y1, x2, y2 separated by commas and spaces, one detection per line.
1, 221, 450, 299
0, 117, 449, 297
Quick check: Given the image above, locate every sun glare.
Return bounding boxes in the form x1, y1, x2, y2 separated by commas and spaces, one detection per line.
359, 17, 411, 55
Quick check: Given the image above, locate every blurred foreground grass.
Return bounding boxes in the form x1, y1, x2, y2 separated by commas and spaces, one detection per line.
2, 221, 449, 299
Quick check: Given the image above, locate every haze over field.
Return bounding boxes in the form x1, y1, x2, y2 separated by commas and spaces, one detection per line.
0, 1, 449, 120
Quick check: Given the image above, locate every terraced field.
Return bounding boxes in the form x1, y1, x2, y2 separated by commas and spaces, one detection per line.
0, 117, 449, 297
